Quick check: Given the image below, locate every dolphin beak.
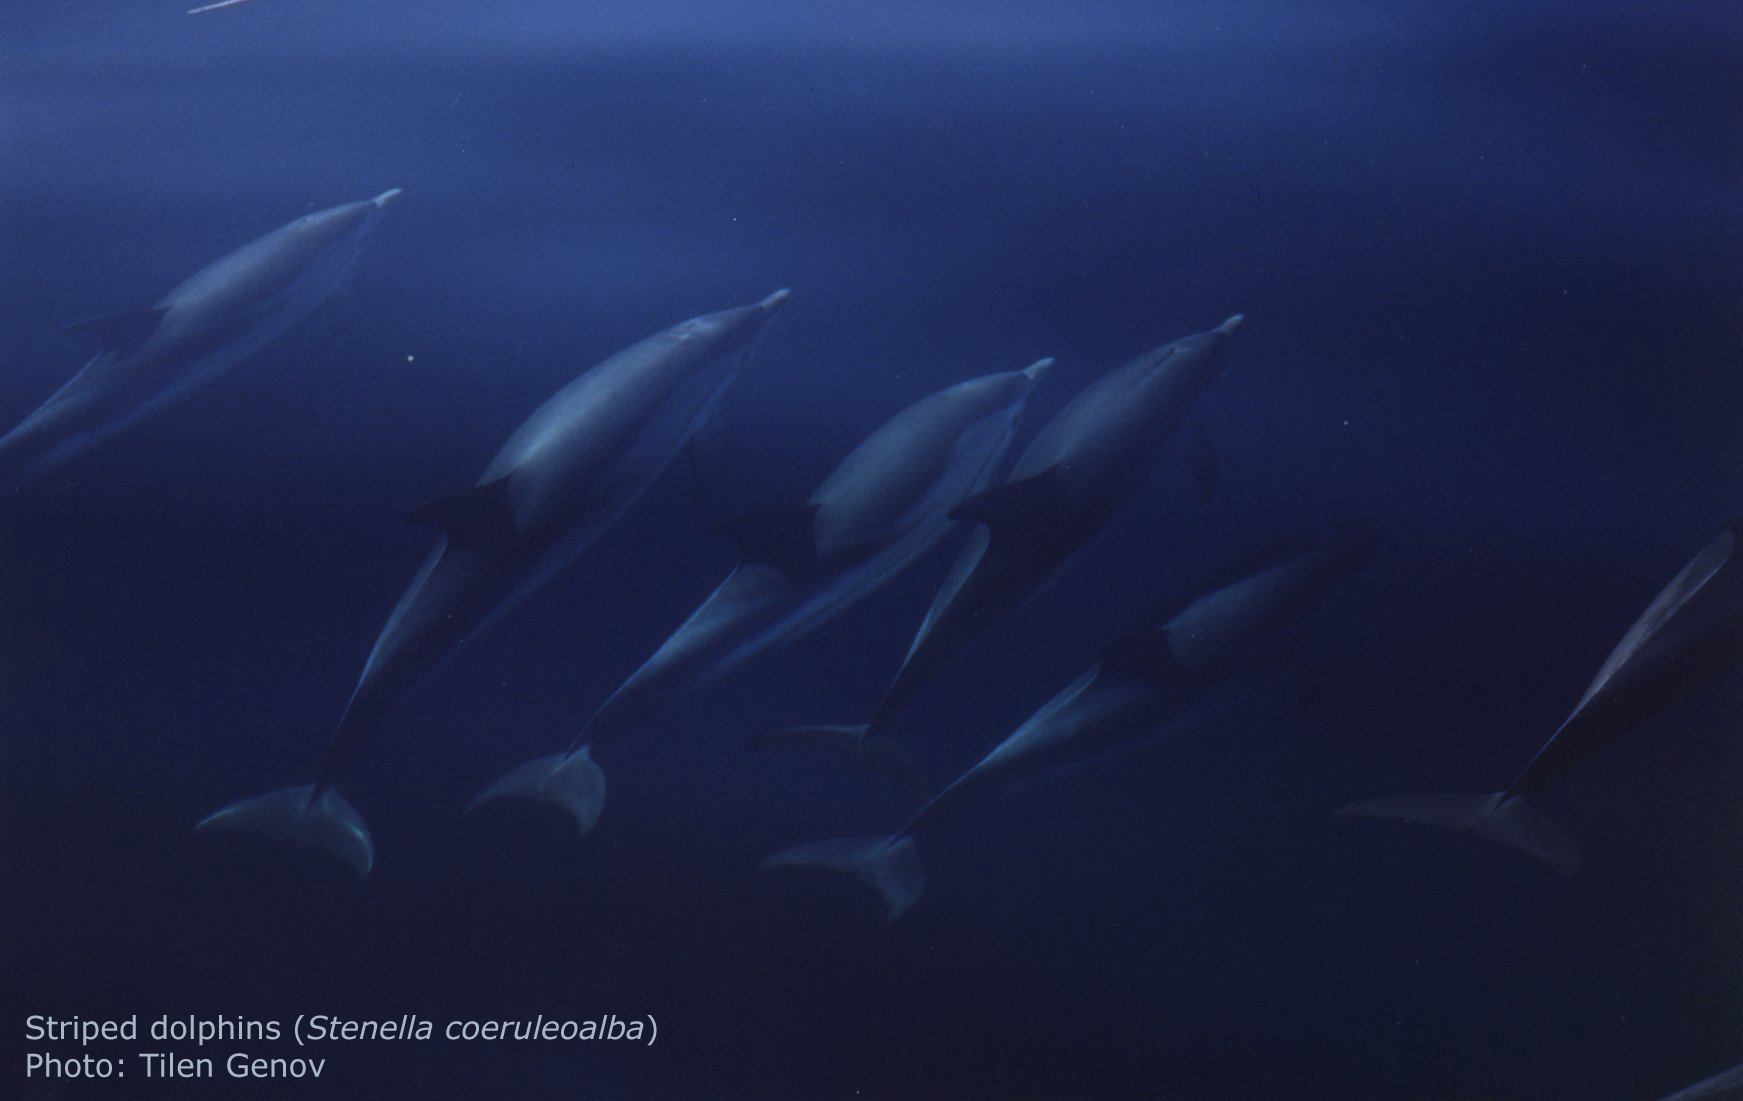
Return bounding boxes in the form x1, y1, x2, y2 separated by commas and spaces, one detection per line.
1020, 357, 1055, 382
758, 288, 792, 313
372, 188, 406, 209
1215, 313, 1245, 335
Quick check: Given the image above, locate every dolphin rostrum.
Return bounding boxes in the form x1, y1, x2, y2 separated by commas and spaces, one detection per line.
196, 289, 792, 874
762, 535, 1369, 919
0, 190, 403, 489
467, 357, 1054, 833
759, 314, 1244, 764
1337, 520, 1743, 875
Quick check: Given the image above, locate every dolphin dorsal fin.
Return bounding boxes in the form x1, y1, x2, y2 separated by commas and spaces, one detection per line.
1097, 628, 1190, 691
404, 476, 517, 549
60, 307, 169, 357
948, 466, 1061, 530
712, 504, 821, 578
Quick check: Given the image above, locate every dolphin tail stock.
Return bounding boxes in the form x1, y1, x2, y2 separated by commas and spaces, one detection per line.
745, 723, 926, 790
761, 835, 925, 921
468, 747, 608, 836
1334, 790, 1581, 876
195, 785, 374, 877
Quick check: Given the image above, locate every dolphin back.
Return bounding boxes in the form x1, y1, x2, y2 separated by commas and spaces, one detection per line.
808, 358, 1052, 563
1162, 532, 1374, 672
480, 289, 791, 534
1006, 315, 1240, 487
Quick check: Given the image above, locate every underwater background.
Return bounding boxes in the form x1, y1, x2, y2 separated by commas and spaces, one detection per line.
2, 1, 1741, 1097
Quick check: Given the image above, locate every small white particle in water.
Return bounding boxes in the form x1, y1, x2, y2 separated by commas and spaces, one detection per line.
406, 355, 415, 363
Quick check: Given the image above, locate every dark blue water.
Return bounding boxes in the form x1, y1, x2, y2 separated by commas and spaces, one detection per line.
3, 2, 1741, 1097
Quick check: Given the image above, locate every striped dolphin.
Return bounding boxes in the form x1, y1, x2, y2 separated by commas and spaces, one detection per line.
196, 289, 791, 874
1338, 520, 1743, 875
759, 314, 1244, 765
763, 534, 1369, 919
0, 190, 402, 489
469, 357, 1055, 833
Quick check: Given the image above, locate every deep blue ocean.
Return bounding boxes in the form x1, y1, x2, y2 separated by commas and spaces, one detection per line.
3, 2, 1742, 1098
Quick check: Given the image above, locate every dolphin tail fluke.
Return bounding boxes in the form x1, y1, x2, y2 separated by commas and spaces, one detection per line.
762, 835, 925, 920
468, 747, 607, 836
1335, 790, 1581, 876
196, 785, 374, 877
745, 724, 925, 789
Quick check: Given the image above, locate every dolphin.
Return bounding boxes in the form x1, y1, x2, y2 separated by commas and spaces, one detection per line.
467, 357, 1054, 833
196, 289, 792, 874
0, 190, 403, 490
759, 313, 1244, 763
1337, 520, 1743, 875
762, 534, 1369, 920
1653, 1060, 1743, 1101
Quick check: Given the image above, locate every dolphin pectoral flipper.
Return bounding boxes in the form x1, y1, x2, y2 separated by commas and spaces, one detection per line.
60, 307, 170, 357
761, 835, 925, 921
403, 476, 517, 549
195, 785, 374, 877
469, 748, 607, 837
711, 504, 823, 578
1335, 791, 1581, 876
947, 465, 1061, 530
